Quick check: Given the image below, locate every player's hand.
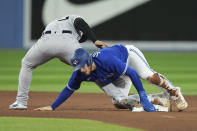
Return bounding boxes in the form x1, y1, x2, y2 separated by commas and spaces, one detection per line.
34, 106, 53, 111
139, 91, 156, 112
94, 40, 110, 48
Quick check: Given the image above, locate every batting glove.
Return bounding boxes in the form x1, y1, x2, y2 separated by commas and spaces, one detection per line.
139, 91, 156, 112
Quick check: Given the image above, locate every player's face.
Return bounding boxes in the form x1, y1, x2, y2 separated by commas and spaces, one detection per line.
80, 63, 92, 76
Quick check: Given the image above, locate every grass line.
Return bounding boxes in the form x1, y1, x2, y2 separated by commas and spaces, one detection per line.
0, 117, 141, 131
0, 50, 197, 95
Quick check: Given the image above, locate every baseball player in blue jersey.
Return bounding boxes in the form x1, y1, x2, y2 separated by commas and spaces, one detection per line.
35, 45, 180, 112
9, 15, 109, 110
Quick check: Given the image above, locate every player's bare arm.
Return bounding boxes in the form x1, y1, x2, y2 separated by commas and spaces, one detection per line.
94, 40, 110, 48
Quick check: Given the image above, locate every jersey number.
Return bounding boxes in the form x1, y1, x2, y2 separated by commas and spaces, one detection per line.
92, 51, 100, 58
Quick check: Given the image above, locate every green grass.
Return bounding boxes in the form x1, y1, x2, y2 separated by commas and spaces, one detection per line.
0, 117, 141, 131
0, 50, 197, 95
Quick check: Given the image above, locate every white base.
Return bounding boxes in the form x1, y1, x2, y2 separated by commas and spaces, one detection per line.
132, 105, 168, 112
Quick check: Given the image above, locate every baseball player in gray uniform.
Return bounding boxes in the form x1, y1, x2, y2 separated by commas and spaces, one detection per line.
9, 15, 108, 110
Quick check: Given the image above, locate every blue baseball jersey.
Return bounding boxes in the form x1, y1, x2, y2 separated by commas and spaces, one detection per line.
67, 45, 129, 90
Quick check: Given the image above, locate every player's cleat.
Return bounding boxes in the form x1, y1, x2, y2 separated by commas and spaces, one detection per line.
170, 87, 188, 111
9, 101, 27, 110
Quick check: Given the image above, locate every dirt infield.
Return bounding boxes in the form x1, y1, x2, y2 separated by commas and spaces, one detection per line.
0, 91, 197, 131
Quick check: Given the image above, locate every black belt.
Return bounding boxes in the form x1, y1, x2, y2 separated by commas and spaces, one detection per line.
43, 30, 72, 35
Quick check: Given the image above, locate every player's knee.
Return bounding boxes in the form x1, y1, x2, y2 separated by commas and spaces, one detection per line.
21, 58, 34, 69
113, 103, 128, 109
112, 98, 131, 109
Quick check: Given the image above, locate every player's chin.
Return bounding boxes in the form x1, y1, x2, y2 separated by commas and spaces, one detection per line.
84, 71, 91, 76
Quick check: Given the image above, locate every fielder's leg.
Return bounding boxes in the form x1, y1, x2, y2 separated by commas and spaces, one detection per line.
10, 31, 82, 109
125, 45, 188, 111
9, 41, 54, 109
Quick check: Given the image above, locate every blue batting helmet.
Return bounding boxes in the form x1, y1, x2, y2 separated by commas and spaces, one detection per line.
71, 48, 93, 71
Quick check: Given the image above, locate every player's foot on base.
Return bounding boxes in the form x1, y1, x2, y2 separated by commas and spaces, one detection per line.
170, 87, 188, 111
9, 101, 27, 110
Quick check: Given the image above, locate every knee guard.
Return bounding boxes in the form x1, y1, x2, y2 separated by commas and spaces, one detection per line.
112, 98, 139, 109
